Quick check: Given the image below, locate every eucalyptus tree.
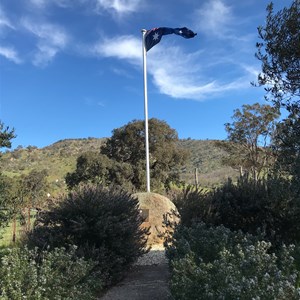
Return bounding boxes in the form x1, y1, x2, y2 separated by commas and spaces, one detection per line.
222, 103, 280, 180
0, 121, 15, 228
0, 121, 15, 150
255, 1, 300, 184
255, 0, 300, 112
101, 118, 188, 191
67, 119, 188, 192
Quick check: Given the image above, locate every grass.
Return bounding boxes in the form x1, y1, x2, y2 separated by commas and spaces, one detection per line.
0, 213, 36, 247
0, 222, 20, 247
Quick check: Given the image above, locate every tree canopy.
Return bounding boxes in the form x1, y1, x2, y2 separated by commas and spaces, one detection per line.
66, 152, 112, 188
0, 121, 16, 227
101, 118, 188, 190
222, 103, 279, 180
66, 119, 188, 191
255, 0, 300, 112
255, 1, 300, 187
0, 121, 16, 150
274, 111, 300, 182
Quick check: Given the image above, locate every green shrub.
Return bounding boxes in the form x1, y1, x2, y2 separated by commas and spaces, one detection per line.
174, 176, 300, 245
166, 222, 262, 264
210, 176, 300, 245
166, 223, 300, 299
26, 184, 149, 285
0, 245, 101, 300
172, 186, 212, 227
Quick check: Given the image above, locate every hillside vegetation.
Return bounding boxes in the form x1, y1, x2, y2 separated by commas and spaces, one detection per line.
1, 138, 237, 194
179, 139, 237, 186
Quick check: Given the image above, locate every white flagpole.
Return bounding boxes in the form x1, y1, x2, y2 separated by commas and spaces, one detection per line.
141, 29, 151, 192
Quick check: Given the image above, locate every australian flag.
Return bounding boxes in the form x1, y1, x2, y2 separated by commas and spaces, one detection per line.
144, 27, 197, 51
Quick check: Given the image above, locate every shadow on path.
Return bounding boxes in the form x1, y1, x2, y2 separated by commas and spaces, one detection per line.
98, 260, 171, 300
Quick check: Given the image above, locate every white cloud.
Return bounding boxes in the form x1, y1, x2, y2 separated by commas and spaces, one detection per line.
0, 5, 15, 32
241, 64, 260, 78
148, 47, 250, 100
29, 0, 46, 7
0, 45, 22, 64
84, 97, 105, 108
30, 0, 141, 15
29, 0, 77, 9
93, 35, 141, 63
93, 34, 251, 101
22, 19, 68, 47
32, 44, 58, 66
111, 67, 134, 78
21, 18, 69, 66
96, 0, 142, 15
194, 0, 233, 38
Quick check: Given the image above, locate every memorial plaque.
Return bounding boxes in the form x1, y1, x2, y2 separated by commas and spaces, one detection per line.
140, 208, 149, 222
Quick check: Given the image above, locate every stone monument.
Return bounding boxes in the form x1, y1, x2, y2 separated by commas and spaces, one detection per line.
133, 192, 179, 247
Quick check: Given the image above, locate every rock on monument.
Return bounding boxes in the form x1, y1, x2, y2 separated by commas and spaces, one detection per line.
133, 192, 179, 247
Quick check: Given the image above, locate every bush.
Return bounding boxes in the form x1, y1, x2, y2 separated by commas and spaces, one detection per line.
26, 184, 149, 285
166, 222, 300, 299
210, 176, 300, 245
174, 176, 300, 245
0, 245, 101, 300
166, 222, 262, 264
172, 186, 213, 227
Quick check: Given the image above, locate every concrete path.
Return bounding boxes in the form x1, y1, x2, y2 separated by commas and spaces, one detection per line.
98, 248, 172, 300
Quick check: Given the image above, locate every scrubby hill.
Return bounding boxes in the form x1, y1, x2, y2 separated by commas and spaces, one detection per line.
1, 138, 106, 194
1, 138, 237, 194
179, 139, 237, 186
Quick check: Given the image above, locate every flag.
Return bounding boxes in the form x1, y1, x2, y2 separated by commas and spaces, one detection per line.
144, 27, 197, 51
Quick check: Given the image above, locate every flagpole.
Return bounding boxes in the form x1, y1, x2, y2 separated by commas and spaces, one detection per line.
141, 29, 151, 193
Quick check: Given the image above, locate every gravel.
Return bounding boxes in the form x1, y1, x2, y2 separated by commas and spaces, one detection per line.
134, 245, 167, 266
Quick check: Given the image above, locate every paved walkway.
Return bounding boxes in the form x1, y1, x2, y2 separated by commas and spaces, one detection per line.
98, 248, 172, 300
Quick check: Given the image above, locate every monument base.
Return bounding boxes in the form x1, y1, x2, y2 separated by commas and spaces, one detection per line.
133, 192, 179, 247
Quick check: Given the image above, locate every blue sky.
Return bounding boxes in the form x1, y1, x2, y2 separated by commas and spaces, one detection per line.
0, 0, 289, 149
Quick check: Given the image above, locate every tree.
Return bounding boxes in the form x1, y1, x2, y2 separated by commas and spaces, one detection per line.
67, 119, 188, 191
0, 121, 15, 229
1, 170, 49, 242
273, 110, 300, 182
221, 103, 279, 180
101, 118, 188, 191
0, 175, 17, 232
255, 1, 300, 190
0, 121, 16, 150
66, 152, 113, 189
21, 169, 49, 230
255, 0, 300, 112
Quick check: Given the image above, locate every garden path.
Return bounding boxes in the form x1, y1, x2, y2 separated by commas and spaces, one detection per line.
97, 246, 172, 300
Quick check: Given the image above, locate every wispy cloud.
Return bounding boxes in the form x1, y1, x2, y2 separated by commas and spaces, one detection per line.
92, 34, 253, 101
30, 0, 142, 16
93, 35, 141, 63
29, 0, 76, 9
84, 97, 105, 108
194, 0, 233, 39
0, 5, 15, 32
29, 0, 46, 7
21, 18, 69, 66
148, 46, 252, 100
111, 67, 134, 78
95, 0, 142, 16
0, 46, 22, 64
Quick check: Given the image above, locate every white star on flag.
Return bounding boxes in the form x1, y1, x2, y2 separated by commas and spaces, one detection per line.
152, 32, 160, 40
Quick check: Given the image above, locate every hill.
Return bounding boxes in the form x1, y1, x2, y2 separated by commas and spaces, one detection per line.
179, 139, 237, 186
1, 138, 237, 194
